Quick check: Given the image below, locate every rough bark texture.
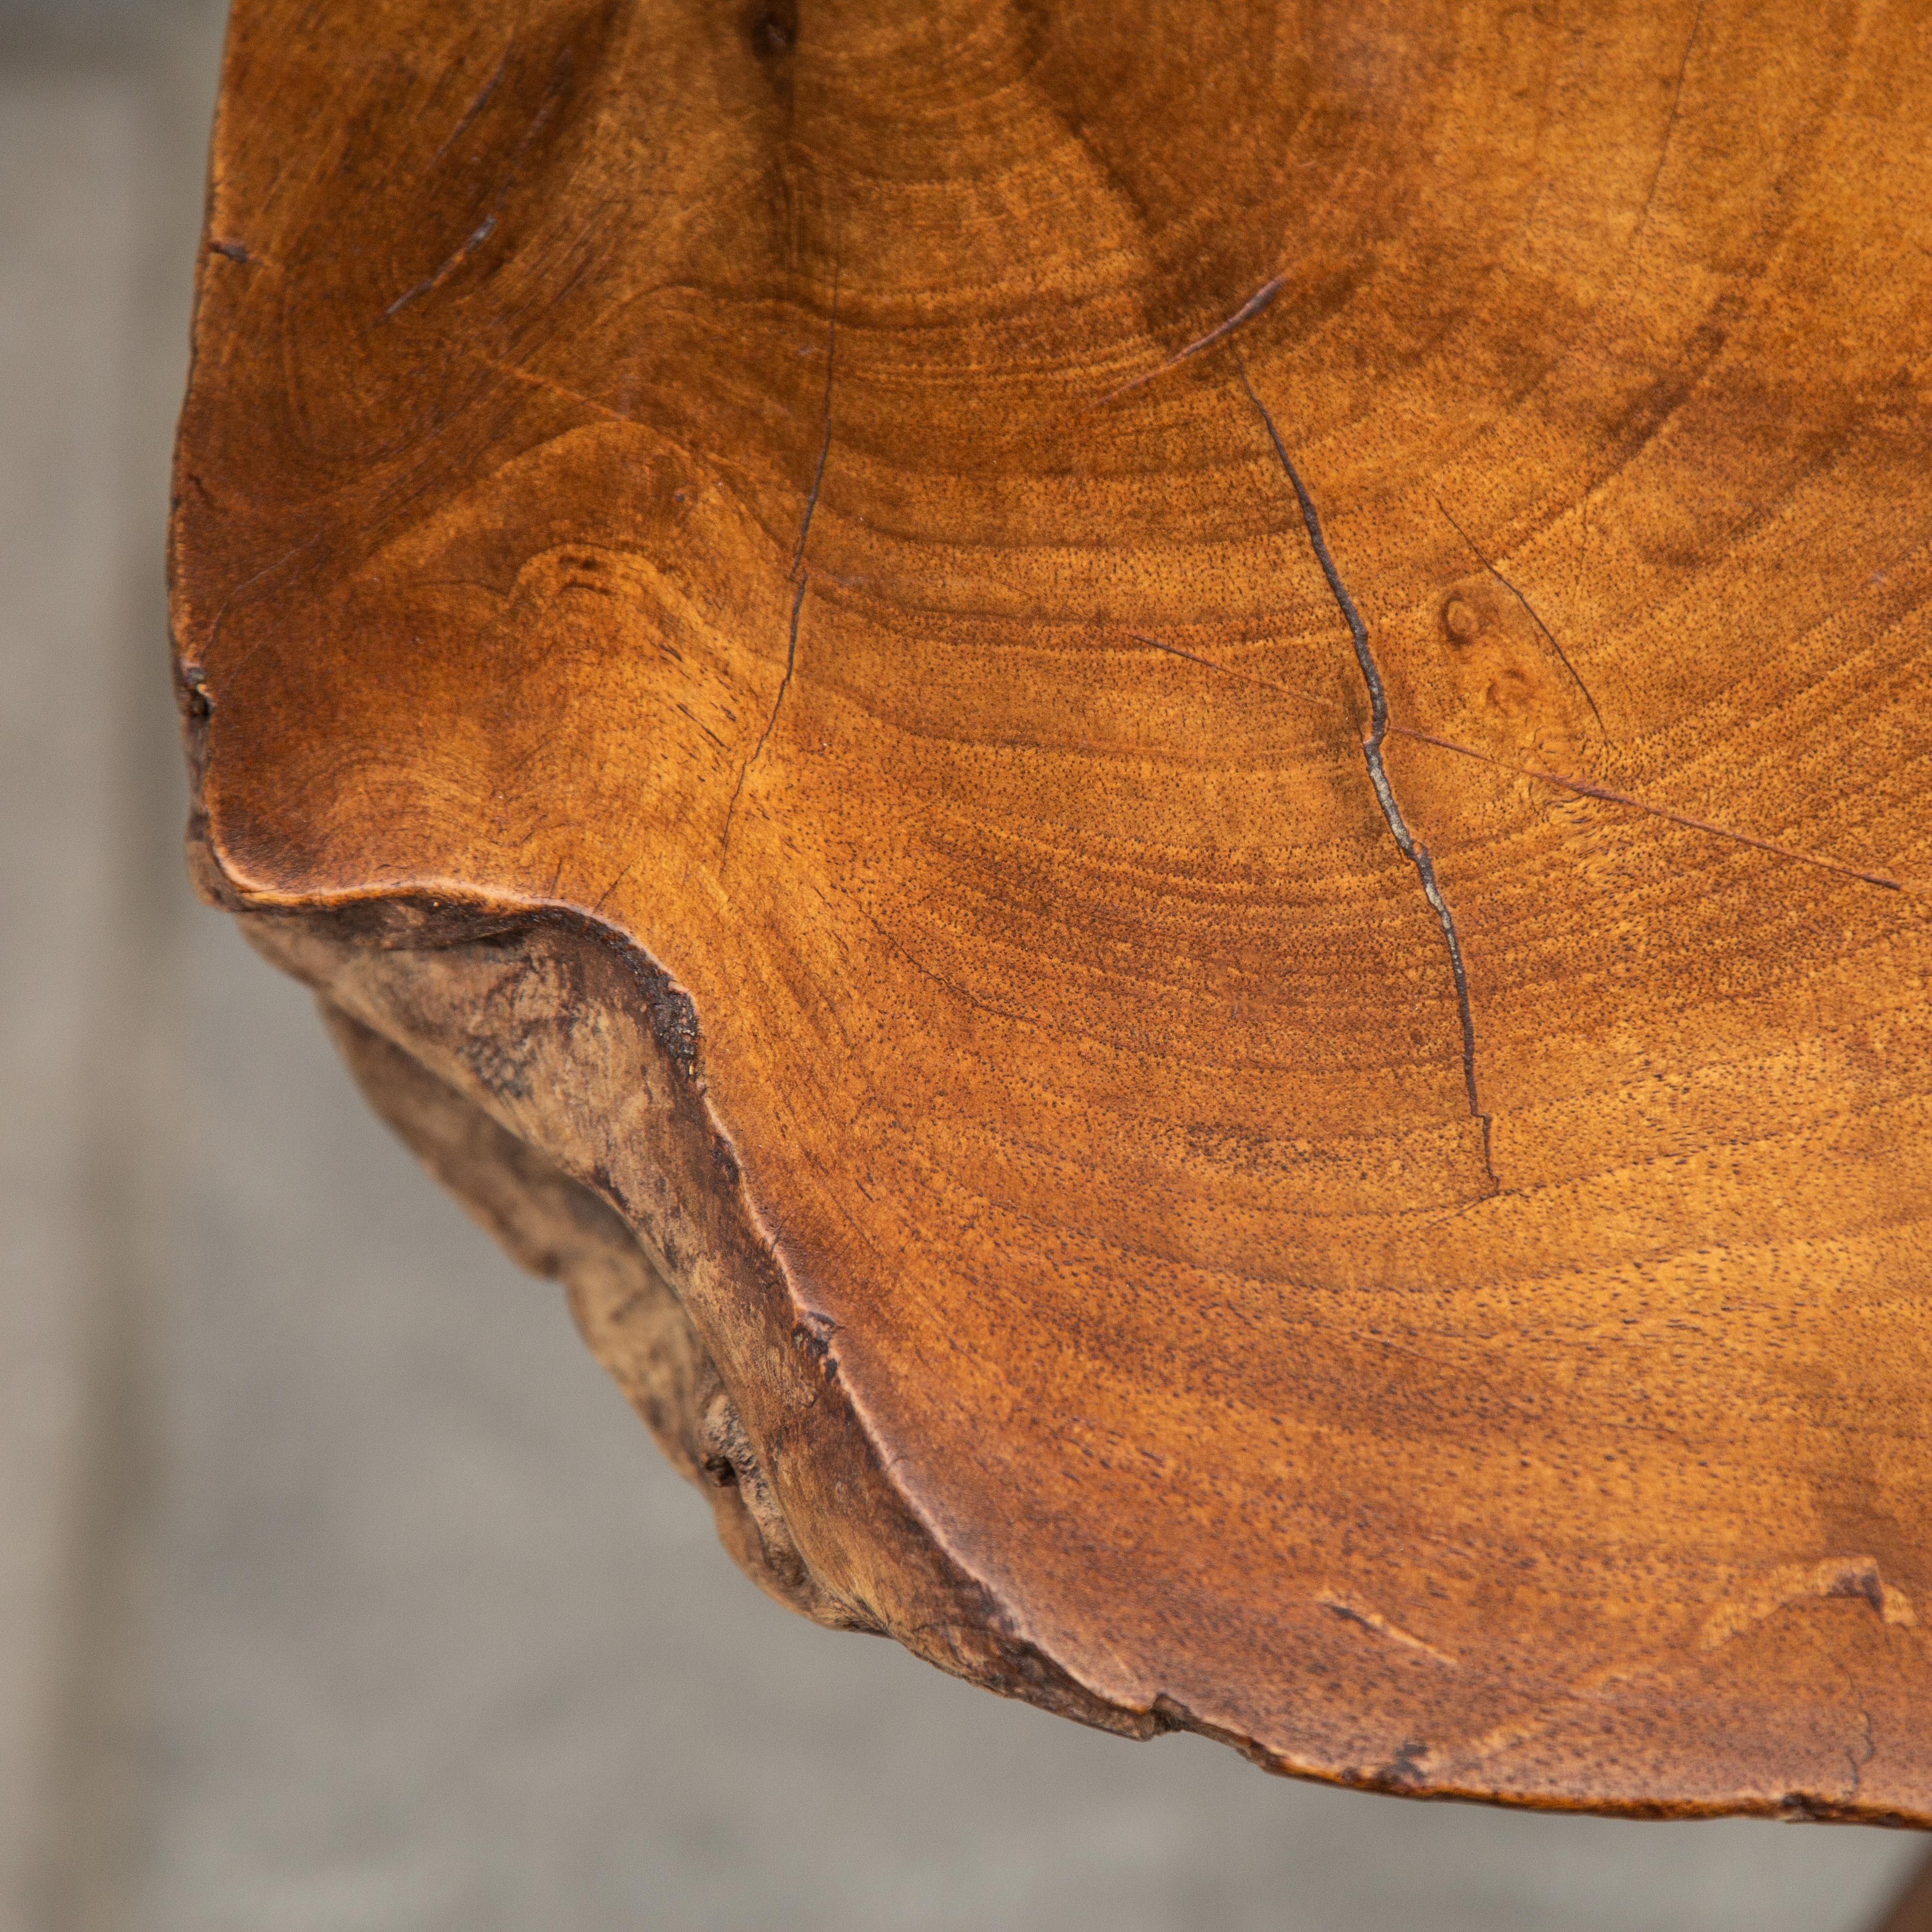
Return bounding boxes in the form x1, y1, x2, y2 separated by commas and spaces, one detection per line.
317, 991, 842, 1628
173, 0, 1932, 1819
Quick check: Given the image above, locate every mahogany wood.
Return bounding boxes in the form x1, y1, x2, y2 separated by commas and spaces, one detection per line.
173, 0, 1932, 1819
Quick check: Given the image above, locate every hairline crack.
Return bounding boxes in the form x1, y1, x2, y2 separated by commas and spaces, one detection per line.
1099, 273, 1288, 406
1235, 352, 1497, 1192
1435, 494, 1607, 739
721, 258, 840, 865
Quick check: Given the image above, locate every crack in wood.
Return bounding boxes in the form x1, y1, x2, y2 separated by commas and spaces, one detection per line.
1434, 494, 1608, 739
1235, 354, 1497, 1192
721, 262, 840, 865
1099, 272, 1287, 405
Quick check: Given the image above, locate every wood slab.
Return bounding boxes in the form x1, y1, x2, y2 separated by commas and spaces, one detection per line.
172, 0, 1932, 1820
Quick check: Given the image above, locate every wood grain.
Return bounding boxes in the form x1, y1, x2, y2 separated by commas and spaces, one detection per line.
172, 0, 1932, 1818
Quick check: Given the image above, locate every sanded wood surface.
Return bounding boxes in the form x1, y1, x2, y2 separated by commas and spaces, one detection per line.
172, 0, 1932, 1819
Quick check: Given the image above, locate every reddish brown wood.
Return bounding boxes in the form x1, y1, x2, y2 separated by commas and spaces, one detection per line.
174, 0, 1932, 1818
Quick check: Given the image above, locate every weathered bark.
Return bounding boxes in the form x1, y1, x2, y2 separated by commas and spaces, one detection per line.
318, 992, 842, 1629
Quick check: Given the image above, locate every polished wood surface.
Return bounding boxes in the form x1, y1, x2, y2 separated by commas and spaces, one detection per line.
173, 0, 1932, 1818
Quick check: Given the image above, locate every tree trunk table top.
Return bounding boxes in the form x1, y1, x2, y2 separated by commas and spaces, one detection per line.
172, 0, 1932, 1824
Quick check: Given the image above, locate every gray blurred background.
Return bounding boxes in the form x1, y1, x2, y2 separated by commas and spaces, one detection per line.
1, 2, 1927, 1927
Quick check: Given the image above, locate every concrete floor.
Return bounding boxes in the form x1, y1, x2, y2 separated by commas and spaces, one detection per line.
0, 3, 1926, 1927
